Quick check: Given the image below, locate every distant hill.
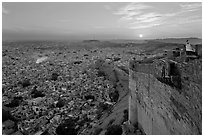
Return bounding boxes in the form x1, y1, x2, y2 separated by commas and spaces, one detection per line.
109, 39, 147, 44
135, 41, 183, 54
83, 40, 100, 43
151, 38, 202, 45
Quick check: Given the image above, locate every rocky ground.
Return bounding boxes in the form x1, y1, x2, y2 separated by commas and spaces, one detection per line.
2, 39, 201, 135
2, 40, 145, 135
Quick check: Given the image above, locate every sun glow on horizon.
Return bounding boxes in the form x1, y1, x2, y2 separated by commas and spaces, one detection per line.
139, 34, 143, 38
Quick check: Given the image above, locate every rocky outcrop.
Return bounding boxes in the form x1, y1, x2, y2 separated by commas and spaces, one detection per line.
87, 59, 130, 134
129, 58, 202, 135
94, 59, 129, 100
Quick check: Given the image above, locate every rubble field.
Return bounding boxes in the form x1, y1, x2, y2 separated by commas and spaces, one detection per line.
2, 40, 145, 135
2, 39, 201, 135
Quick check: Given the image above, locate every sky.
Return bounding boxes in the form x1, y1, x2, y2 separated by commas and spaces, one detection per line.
2, 2, 202, 41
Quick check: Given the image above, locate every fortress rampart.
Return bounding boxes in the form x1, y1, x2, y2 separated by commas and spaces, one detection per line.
128, 58, 202, 134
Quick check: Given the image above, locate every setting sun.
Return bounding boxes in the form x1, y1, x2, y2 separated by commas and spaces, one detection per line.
139, 34, 143, 38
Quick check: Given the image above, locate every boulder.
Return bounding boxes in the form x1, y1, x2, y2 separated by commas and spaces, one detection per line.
36, 57, 48, 64
56, 99, 65, 108
31, 86, 45, 98
2, 106, 17, 122
4, 96, 23, 108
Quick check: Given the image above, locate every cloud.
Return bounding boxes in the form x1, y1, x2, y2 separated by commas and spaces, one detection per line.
180, 3, 201, 12
114, 3, 163, 29
177, 15, 202, 25
116, 3, 151, 14
113, 2, 202, 30
114, 3, 151, 20
3, 6, 9, 14
129, 23, 160, 29
135, 13, 162, 23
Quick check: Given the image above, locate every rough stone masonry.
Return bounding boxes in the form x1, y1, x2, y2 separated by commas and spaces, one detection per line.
128, 58, 202, 135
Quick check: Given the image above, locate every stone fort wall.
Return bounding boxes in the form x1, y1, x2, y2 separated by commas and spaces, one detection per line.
128, 58, 202, 135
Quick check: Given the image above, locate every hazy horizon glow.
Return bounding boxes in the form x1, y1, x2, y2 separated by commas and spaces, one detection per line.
2, 2, 202, 41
